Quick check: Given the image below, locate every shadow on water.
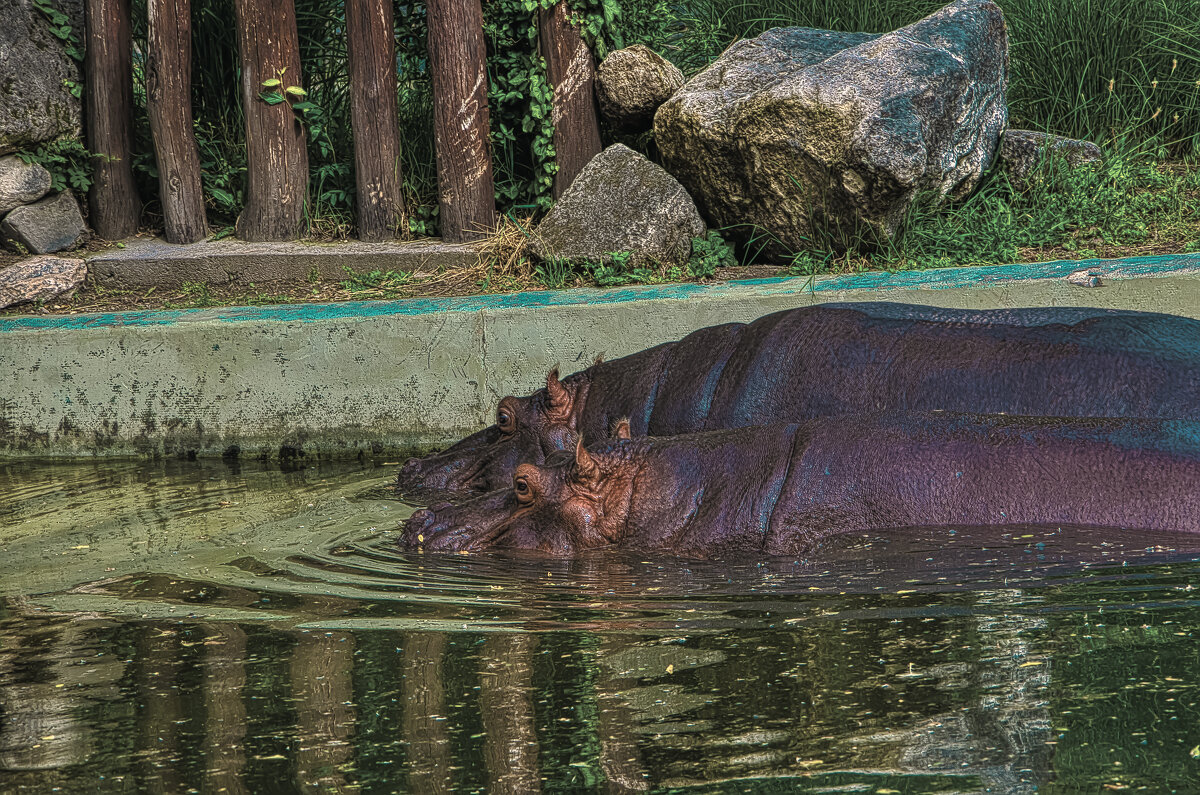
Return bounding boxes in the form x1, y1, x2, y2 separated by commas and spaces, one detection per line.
3, 460, 1200, 792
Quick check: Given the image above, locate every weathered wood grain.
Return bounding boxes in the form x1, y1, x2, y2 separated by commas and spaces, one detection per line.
147, 0, 207, 243
427, 0, 496, 241
85, 0, 141, 239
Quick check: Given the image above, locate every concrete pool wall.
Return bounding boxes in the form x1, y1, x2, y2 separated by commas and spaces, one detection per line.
3, 253, 1200, 460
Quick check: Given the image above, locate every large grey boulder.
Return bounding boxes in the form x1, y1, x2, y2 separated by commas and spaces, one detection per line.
0, 156, 52, 215
1000, 129, 1103, 192
596, 45, 686, 131
0, 254, 85, 308
532, 144, 705, 268
0, 0, 84, 155
654, 0, 1008, 254
1, 190, 86, 254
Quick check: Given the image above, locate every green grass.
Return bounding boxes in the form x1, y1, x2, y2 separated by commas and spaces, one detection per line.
786, 140, 1200, 276
340, 267, 415, 295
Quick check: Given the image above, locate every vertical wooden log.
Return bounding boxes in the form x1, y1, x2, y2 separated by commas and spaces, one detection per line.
346, 0, 407, 241
147, 0, 207, 243
233, 0, 309, 241
539, 2, 602, 198
85, 0, 141, 239
427, 0, 496, 241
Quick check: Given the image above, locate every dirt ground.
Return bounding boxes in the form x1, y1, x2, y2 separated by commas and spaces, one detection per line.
2, 236, 1195, 317
0, 239, 792, 315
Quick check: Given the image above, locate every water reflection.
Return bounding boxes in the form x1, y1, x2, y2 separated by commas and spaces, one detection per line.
2, 461, 1200, 792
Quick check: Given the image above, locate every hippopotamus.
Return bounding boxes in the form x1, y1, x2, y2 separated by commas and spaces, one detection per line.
397, 303, 1200, 501
401, 413, 1200, 557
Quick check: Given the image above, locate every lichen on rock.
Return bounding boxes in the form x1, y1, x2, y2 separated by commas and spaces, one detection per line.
654, 0, 1009, 256
532, 143, 706, 269
596, 45, 686, 132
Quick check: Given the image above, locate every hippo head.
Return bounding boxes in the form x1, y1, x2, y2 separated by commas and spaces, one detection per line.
396, 369, 586, 501
401, 423, 633, 555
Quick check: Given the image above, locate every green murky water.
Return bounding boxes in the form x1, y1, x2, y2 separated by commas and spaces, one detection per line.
3, 460, 1200, 793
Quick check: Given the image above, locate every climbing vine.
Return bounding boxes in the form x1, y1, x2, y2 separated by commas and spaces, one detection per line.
482, 0, 632, 212
31, 0, 84, 98
483, 0, 557, 211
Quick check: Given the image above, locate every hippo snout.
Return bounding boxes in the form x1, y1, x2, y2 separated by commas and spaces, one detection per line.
401, 508, 437, 548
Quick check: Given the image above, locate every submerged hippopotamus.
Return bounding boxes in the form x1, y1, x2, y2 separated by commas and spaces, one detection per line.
397, 303, 1200, 501
401, 413, 1200, 557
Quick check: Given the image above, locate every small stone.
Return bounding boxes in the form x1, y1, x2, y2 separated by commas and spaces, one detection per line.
1, 190, 86, 254
1000, 130, 1103, 192
0, 254, 86, 308
0, 156, 52, 215
595, 45, 685, 131
1066, 269, 1102, 288
532, 143, 705, 269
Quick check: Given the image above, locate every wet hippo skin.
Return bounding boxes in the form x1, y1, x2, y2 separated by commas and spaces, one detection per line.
397, 303, 1200, 501
401, 413, 1200, 558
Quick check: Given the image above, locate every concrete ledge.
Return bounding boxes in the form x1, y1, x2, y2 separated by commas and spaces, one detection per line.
3, 252, 1200, 459
87, 236, 481, 289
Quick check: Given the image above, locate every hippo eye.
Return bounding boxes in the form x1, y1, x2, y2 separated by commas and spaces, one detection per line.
497, 408, 515, 433
514, 476, 534, 503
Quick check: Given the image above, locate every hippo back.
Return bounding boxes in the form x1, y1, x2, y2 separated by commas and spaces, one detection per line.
691, 305, 1200, 426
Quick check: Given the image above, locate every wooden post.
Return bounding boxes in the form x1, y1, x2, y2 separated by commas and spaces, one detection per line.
147, 0, 206, 243
346, 0, 407, 241
539, 2, 602, 198
233, 0, 309, 241
427, 0, 496, 241
85, 0, 141, 239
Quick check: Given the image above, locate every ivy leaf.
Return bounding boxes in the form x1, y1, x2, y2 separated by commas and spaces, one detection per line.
261, 78, 282, 88
258, 91, 286, 105
285, 86, 308, 98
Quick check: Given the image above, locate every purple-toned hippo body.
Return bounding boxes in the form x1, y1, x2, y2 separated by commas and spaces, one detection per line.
401, 413, 1200, 558
397, 303, 1200, 501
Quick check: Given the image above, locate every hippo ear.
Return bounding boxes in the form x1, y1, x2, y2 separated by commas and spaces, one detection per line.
613, 418, 632, 441
572, 436, 601, 489
546, 367, 573, 421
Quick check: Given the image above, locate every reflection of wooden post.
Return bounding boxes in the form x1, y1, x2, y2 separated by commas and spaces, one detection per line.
539, 2, 602, 197
597, 640, 650, 793
204, 626, 249, 795
345, 0, 407, 241
481, 635, 542, 793
0, 617, 120, 772
427, 0, 496, 241
402, 633, 452, 792
291, 630, 356, 793
85, 0, 141, 239
139, 627, 186, 793
147, 0, 207, 243
233, 0, 309, 241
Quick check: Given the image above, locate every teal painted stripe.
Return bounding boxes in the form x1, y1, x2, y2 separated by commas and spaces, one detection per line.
3, 252, 1198, 332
